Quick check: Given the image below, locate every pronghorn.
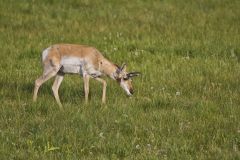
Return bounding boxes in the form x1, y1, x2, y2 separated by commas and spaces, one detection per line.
33, 44, 140, 109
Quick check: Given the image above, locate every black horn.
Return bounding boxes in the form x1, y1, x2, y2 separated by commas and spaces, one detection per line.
127, 72, 141, 78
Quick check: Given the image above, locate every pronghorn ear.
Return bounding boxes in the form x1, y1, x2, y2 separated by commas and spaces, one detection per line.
120, 63, 127, 72
116, 67, 121, 75
127, 72, 141, 78
116, 63, 126, 74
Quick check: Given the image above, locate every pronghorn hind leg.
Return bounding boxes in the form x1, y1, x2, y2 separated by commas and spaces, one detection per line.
33, 67, 59, 102
52, 74, 64, 109
95, 77, 107, 104
83, 74, 90, 103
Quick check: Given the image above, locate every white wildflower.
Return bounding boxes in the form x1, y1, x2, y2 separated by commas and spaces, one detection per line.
134, 51, 139, 56
176, 91, 181, 96
99, 132, 104, 138
136, 144, 140, 149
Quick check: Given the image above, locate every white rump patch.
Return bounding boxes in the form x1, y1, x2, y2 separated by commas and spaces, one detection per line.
42, 47, 50, 62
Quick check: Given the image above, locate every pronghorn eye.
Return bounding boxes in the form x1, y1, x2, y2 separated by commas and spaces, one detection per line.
123, 77, 129, 80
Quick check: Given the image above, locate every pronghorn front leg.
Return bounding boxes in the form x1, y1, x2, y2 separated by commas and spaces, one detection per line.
95, 77, 107, 103
83, 74, 90, 103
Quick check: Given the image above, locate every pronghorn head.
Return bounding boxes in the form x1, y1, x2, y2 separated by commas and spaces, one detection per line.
114, 63, 141, 96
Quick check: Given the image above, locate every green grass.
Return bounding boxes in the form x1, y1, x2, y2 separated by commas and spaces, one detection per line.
0, 0, 240, 159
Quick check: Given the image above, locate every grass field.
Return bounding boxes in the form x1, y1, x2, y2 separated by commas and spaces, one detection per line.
0, 0, 240, 159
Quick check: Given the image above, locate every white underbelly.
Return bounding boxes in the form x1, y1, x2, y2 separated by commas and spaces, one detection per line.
61, 64, 83, 74
60, 56, 84, 74
59, 56, 102, 77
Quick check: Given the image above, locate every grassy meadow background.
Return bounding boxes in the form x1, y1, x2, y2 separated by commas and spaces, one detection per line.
0, 0, 240, 159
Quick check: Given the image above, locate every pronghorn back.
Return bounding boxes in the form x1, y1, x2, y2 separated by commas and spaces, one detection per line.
41, 44, 105, 76
42, 44, 103, 63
